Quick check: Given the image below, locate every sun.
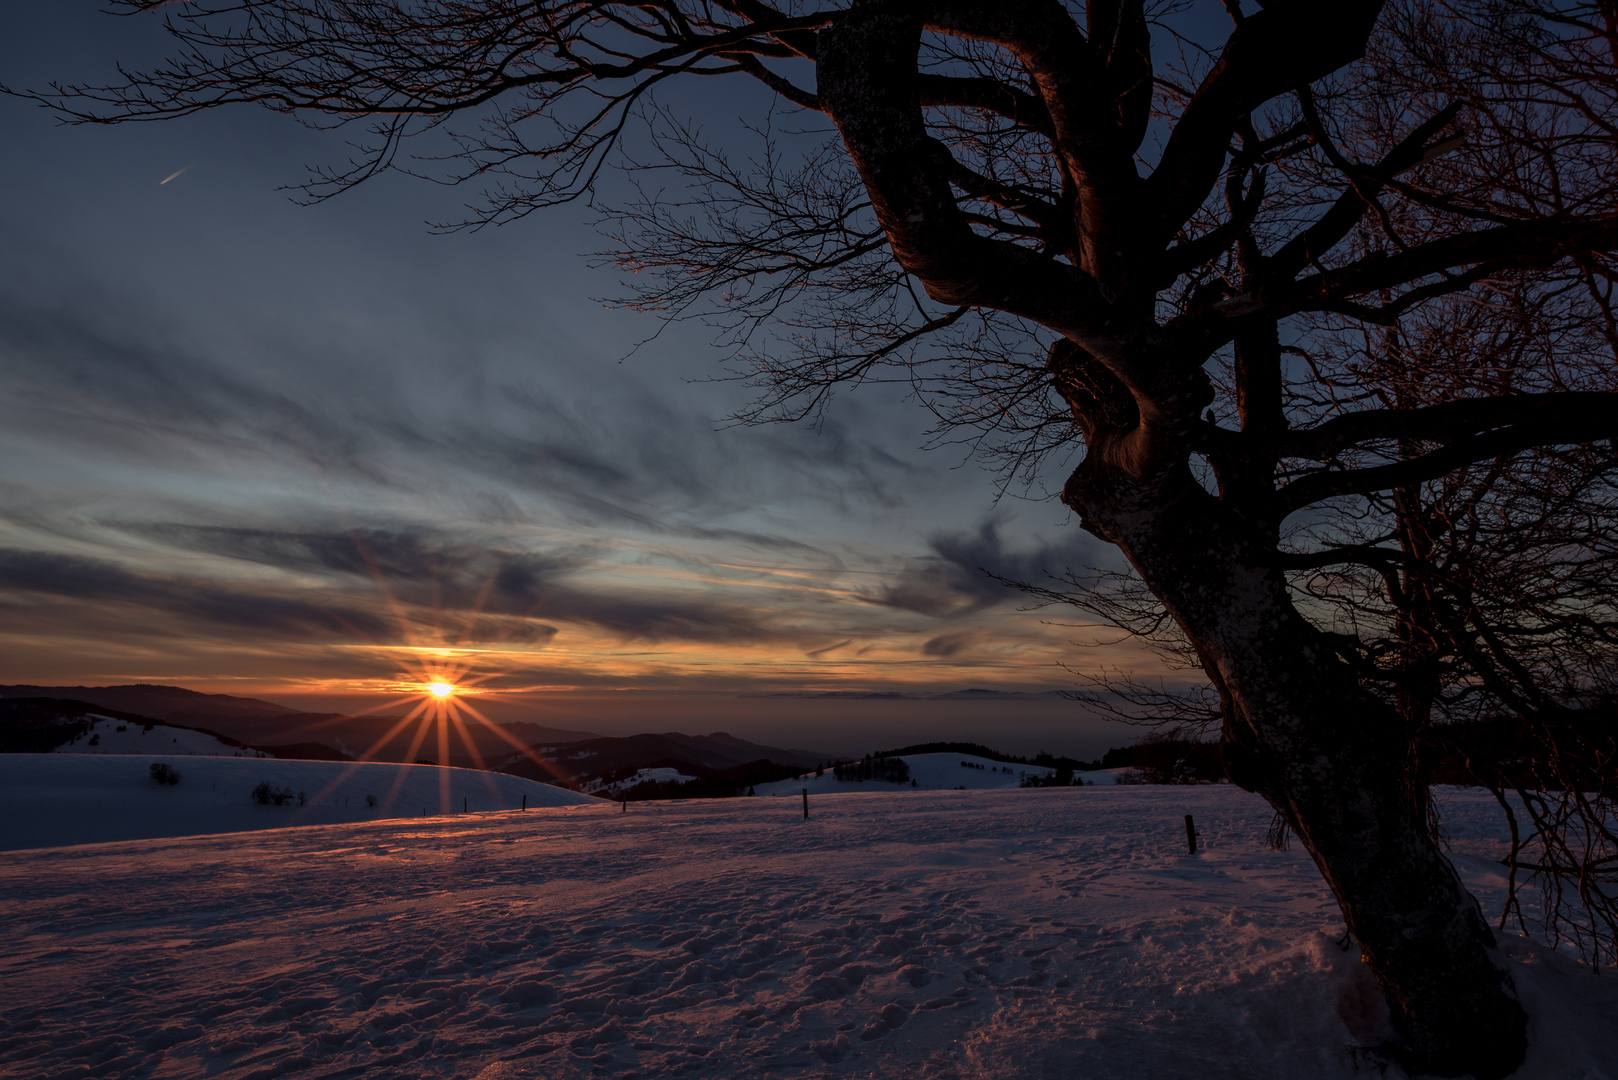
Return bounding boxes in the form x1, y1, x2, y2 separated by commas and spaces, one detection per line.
426, 681, 456, 699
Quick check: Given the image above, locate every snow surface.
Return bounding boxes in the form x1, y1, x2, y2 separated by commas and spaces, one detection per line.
756, 753, 1136, 795
0, 755, 601, 851
0, 784, 1611, 1079
52, 715, 270, 758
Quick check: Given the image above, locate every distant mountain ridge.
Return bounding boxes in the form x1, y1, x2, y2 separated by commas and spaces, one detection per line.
0, 684, 597, 765
0, 683, 299, 723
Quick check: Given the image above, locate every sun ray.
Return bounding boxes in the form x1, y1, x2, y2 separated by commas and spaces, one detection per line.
447, 709, 489, 772
277, 519, 581, 816
295, 703, 433, 814
385, 702, 443, 811
445, 708, 509, 807
455, 701, 575, 785
436, 708, 452, 812
279, 692, 423, 737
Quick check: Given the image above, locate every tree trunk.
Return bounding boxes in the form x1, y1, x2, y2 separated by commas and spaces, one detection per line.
1065, 458, 1528, 1079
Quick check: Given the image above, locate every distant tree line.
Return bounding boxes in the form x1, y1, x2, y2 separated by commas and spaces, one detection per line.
0, 698, 158, 752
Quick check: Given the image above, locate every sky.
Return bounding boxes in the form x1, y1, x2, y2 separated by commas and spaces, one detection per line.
0, 5, 1173, 756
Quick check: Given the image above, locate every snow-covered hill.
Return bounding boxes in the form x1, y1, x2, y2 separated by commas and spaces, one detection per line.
0, 785, 1608, 1079
588, 766, 700, 796
53, 714, 269, 757
0, 754, 601, 850
755, 752, 1131, 795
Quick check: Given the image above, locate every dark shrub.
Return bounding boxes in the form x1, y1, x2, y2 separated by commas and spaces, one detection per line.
149, 762, 181, 786
251, 781, 296, 806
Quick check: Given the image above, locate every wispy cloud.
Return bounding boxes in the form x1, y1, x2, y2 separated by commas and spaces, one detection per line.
0, 547, 387, 640
0, 102, 1118, 698
874, 520, 1103, 618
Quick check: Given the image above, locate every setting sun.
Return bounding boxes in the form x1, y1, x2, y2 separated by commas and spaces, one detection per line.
426, 682, 456, 699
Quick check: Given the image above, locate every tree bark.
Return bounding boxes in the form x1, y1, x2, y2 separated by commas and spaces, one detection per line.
1064, 455, 1528, 1079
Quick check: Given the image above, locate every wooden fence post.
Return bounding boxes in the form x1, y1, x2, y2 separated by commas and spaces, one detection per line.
1185, 814, 1197, 855
802, 788, 809, 820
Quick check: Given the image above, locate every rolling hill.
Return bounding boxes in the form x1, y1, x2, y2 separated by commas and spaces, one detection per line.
497, 730, 828, 795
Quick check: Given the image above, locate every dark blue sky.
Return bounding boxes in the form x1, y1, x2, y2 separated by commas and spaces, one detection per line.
0, 4, 1156, 753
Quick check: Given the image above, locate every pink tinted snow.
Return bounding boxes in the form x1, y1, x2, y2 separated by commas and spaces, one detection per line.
0, 786, 1610, 1079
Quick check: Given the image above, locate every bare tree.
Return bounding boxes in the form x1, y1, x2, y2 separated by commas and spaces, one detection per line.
19, 0, 1618, 1073
1037, 262, 1618, 965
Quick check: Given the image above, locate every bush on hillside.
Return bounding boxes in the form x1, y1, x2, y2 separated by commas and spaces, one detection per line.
251, 781, 296, 806
149, 762, 181, 786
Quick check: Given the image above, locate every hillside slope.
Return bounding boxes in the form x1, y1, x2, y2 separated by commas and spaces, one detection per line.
0, 754, 601, 850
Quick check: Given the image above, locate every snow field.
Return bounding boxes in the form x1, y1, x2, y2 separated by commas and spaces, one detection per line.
0, 785, 1610, 1079
0, 754, 601, 851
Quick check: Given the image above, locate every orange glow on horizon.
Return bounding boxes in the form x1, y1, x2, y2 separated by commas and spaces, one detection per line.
282, 649, 578, 817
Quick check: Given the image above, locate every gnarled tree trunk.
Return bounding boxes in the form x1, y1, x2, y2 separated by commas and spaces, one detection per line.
1065, 456, 1527, 1079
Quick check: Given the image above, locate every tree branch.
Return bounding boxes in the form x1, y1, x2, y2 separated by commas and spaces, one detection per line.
731, 54, 821, 110
1268, 392, 1618, 462
817, 0, 1116, 341
1144, 1, 1385, 249
1216, 214, 1618, 321
916, 74, 1054, 138
1264, 102, 1464, 283
1279, 414, 1618, 514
